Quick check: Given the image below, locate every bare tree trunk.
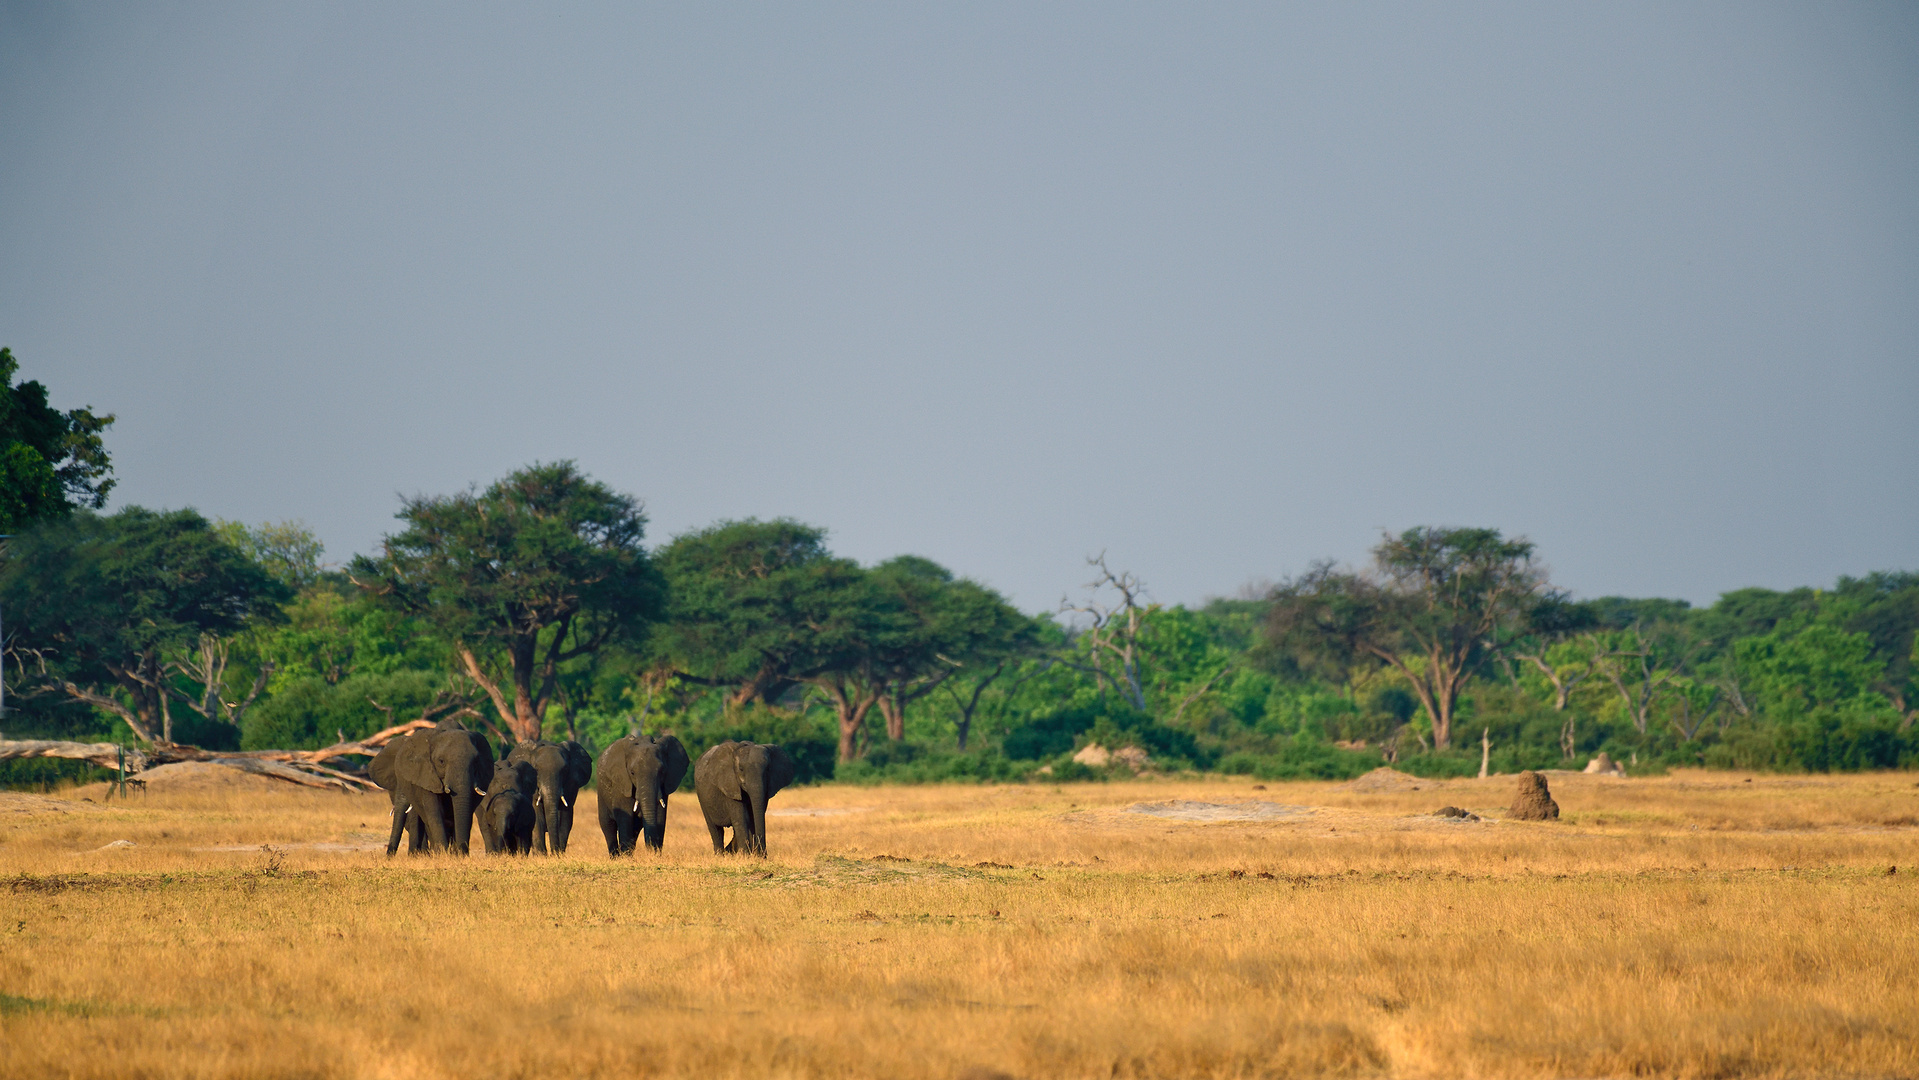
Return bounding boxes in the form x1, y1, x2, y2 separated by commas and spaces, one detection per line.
818, 677, 880, 764
460, 645, 538, 743
0, 719, 436, 791
1062, 555, 1151, 714
941, 662, 1007, 751
876, 691, 905, 741
1478, 727, 1490, 778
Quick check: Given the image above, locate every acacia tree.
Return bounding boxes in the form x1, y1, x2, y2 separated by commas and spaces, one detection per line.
351, 462, 663, 744
0, 347, 115, 532
1264, 527, 1550, 749
650, 519, 862, 708
1592, 622, 1705, 737
867, 556, 1034, 743
0, 508, 287, 744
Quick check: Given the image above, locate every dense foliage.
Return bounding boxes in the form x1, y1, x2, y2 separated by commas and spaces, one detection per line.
0, 347, 114, 532
0, 366, 1911, 787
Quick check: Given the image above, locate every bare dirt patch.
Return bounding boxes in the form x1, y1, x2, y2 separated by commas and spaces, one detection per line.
0, 792, 103, 815
1123, 799, 1313, 823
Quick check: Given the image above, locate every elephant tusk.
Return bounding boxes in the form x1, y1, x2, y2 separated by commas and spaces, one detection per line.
633, 800, 640, 813
561, 794, 570, 807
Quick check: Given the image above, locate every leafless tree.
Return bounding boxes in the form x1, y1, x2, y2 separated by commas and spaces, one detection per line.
1060, 554, 1150, 713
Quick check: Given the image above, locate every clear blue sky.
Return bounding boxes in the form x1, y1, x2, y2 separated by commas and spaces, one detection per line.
2, 3, 1914, 611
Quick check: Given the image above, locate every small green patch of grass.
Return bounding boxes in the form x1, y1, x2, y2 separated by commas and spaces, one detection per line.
0, 992, 96, 1017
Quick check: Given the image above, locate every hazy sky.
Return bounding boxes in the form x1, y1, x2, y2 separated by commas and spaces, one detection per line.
2, 3, 1914, 612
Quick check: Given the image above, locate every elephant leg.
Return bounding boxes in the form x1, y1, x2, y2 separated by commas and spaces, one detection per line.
728, 800, 752, 854
707, 818, 727, 853
531, 798, 550, 855
406, 808, 428, 853
385, 793, 408, 856
599, 802, 617, 856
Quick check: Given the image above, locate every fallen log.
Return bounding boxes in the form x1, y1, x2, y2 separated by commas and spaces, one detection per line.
0, 719, 439, 792
0, 740, 143, 772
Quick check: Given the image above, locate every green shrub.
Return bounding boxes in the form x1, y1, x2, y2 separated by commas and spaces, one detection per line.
667, 705, 838, 786
242, 671, 446, 750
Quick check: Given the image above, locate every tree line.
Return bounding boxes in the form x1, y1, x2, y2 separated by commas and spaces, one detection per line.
2, 351, 1915, 786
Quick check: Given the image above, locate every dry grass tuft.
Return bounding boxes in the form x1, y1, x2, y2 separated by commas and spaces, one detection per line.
1, 769, 1915, 1078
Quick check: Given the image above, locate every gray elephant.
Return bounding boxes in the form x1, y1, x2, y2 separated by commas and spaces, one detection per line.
694, 740, 796, 857
479, 759, 537, 855
505, 739, 594, 854
368, 735, 429, 856
596, 733, 690, 855
390, 724, 494, 854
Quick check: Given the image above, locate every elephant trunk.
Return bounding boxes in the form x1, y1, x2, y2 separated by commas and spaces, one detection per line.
638, 776, 665, 851
450, 788, 477, 855
539, 780, 566, 854
417, 787, 451, 851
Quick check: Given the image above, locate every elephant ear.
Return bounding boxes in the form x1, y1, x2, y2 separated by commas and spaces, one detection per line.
368, 740, 404, 791
708, 742, 744, 801
658, 735, 690, 795
762, 744, 797, 799
461, 731, 495, 789
609, 741, 640, 802
397, 736, 447, 793
563, 741, 594, 789
595, 741, 628, 797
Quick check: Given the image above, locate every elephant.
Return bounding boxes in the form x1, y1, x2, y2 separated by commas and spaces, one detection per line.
368, 735, 430, 856
478, 759, 537, 855
390, 724, 494, 854
505, 739, 594, 854
596, 733, 690, 855
694, 740, 796, 857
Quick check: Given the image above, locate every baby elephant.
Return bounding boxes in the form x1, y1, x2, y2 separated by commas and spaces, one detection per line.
478, 760, 537, 855
694, 740, 796, 857
596, 733, 690, 855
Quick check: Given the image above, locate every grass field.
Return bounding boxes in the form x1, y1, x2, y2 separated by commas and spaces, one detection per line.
2, 768, 1916, 1079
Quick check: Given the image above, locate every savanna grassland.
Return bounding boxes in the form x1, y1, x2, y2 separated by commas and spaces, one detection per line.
2, 770, 1917, 1080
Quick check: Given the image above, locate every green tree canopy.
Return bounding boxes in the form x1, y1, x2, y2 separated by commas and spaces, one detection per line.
0, 347, 115, 531
350, 461, 663, 743
650, 518, 864, 707
814, 555, 1036, 761
1263, 527, 1551, 748
0, 508, 287, 744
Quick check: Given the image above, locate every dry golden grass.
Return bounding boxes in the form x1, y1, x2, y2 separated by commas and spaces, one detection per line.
2, 769, 1917, 1079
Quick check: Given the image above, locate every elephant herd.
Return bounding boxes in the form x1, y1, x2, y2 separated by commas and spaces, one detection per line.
367, 721, 798, 858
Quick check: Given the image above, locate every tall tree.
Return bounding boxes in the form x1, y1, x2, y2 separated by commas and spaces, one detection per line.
1060, 554, 1152, 711
0, 347, 115, 531
0, 508, 287, 743
651, 519, 862, 708
1592, 621, 1705, 737
866, 556, 1035, 743
350, 462, 663, 743
215, 519, 327, 590
1263, 527, 1550, 749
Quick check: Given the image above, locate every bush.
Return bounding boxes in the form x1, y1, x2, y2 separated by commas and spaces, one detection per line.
667, 705, 838, 786
835, 745, 1037, 784
1004, 700, 1212, 768
1211, 741, 1381, 781
242, 671, 446, 750
0, 757, 115, 791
